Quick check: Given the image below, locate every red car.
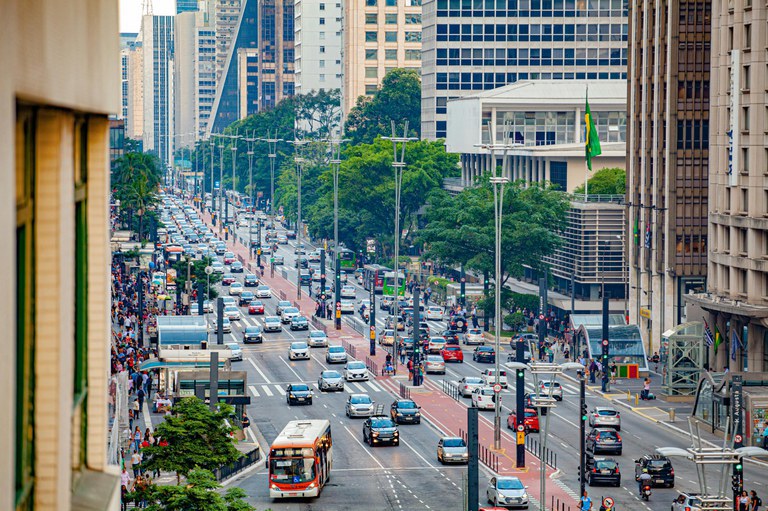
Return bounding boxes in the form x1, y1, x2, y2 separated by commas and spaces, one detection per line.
248, 300, 265, 315
221, 274, 236, 285
506, 408, 540, 433
441, 345, 464, 363
224, 255, 236, 265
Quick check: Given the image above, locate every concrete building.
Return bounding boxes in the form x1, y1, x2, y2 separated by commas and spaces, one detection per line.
446, 80, 626, 192
257, 0, 296, 110
142, 15, 175, 165
119, 33, 138, 122
342, 0, 422, 115
177, 0, 200, 13
295, 0, 343, 94
626, 0, 710, 353
215, 0, 242, 83
126, 37, 144, 140
421, 0, 629, 139
0, 1, 121, 509
685, 1, 768, 372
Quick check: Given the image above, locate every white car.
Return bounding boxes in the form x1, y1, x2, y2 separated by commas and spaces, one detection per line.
481, 369, 508, 389
426, 306, 444, 321
211, 317, 231, 333
288, 341, 310, 360
223, 305, 241, 321
471, 386, 496, 410
425, 355, 446, 374
281, 306, 300, 324
539, 381, 563, 401
263, 316, 282, 332
340, 285, 356, 299
340, 300, 355, 314
459, 376, 486, 397
345, 394, 374, 418
255, 285, 272, 298
225, 342, 242, 361
427, 337, 447, 353
211, 261, 225, 273
229, 282, 244, 295
343, 361, 369, 381
221, 296, 236, 308
307, 330, 329, 347
464, 328, 485, 345
486, 476, 529, 509
326, 345, 348, 364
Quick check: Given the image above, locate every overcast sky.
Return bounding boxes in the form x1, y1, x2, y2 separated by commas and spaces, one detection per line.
120, 0, 176, 33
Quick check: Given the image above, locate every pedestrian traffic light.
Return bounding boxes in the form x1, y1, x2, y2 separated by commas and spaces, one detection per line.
581, 402, 588, 422
732, 474, 742, 492
601, 339, 609, 364
516, 368, 525, 379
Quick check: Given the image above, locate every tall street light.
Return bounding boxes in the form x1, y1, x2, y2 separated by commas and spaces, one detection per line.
258, 131, 283, 228
382, 121, 417, 375
220, 132, 242, 229
209, 136, 216, 215
329, 137, 349, 310
244, 131, 258, 256
288, 136, 309, 300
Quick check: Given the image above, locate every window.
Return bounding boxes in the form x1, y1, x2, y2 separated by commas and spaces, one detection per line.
15, 106, 35, 511
385, 31, 398, 42
365, 67, 378, 78
386, 0, 397, 5
744, 24, 751, 49
320, 46, 326, 53
742, 147, 749, 172
366, 13, 378, 24
742, 189, 749, 214
763, 331, 768, 371
405, 49, 421, 60
319, 60, 326, 68
405, 31, 421, 42
385, 49, 398, 60
319, 31, 326, 39
386, 13, 398, 24
743, 65, 751, 90
320, 2, 325, 9
73, 118, 88, 471
549, 161, 568, 191
366, 0, 377, 5
365, 84, 378, 94
320, 17, 326, 25
365, 31, 378, 42
405, 13, 422, 24
366, 49, 378, 60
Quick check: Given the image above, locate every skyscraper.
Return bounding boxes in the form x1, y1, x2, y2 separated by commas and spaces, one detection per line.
626, 0, 710, 351
421, 0, 629, 139
342, 0, 422, 115
177, 0, 200, 13
215, 0, 242, 82
258, 0, 296, 110
126, 37, 145, 140
295, 0, 342, 94
142, 15, 175, 165
119, 33, 139, 124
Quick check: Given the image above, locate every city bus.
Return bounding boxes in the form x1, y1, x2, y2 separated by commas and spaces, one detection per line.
382, 271, 407, 297
337, 248, 356, 272
362, 264, 391, 294
268, 420, 332, 499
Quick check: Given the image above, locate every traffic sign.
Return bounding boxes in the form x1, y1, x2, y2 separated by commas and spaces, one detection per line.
516, 424, 525, 432
370, 326, 375, 331
336, 301, 341, 309
516, 431, 525, 445
539, 314, 544, 320
204, 266, 213, 275
493, 383, 502, 393
602, 497, 614, 508
735, 434, 743, 443
602, 339, 609, 347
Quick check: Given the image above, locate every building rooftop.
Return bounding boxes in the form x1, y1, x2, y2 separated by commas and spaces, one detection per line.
448, 80, 627, 106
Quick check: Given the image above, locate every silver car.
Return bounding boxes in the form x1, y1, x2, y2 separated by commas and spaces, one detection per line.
486, 476, 529, 509
459, 376, 485, 397
325, 345, 348, 364
307, 330, 329, 347
288, 342, 310, 360
345, 394, 374, 418
318, 370, 344, 392
223, 305, 241, 321
589, 407, 622, 430
263, 316, 282, 332
425, 355, 446, 374
276, 300, 292, 315
343, 361, 369, 381
539, 381, 563, 401
281, 306, 300, 324
437, 436, 469, 464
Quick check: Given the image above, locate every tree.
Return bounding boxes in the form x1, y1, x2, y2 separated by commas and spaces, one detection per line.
344, 69, 421, 145
295, 89, 342, 139
171, 257, 222, 298
572, 167, 625, 195
142, 468, 254, 511
112, 152, 163, 241
140, 397, 241, 483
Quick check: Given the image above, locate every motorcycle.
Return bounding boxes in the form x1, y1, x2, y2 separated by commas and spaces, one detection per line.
641, 484, 652, 501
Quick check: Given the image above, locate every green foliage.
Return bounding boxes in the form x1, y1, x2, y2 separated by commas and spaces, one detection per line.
140, 397, 241, 481
510, 292, 540, 313
143, 468, 255, 511
344, 69, 422, 145
476, 285, 515, 314
426, 276, 452, 290
171, 257, 222, 297
112, 151, 163, 240
419, 176, 570, 286
572, 167, 625, 195
504, 311, 527, 332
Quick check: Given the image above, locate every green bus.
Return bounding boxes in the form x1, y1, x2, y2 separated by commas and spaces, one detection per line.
337, 248, 356, 272
382, 271, 407, 297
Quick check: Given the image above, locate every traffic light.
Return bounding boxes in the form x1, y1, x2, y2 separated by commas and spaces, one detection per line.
601, 339, 609, 364
581, 401, 588, 422
732, 474, 743, 492
516, 369, 525, 379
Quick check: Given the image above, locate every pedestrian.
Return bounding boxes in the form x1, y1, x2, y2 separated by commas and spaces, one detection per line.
407, 359, 414, 380
128, 409, 134, 431
641, 377, 651, 400
580, 490, 592, 511
399, 344, 407, 365
740, 491, 750, 511
750, 490, 761, 511
132, 397, 140, 419
120, 485, 129, 511
610, 362, 618, 384
588, 359, 597, 384
131, 450, 142, 478
133, 427, 142, 452
137, 387, 145, 413
120, 466, 131, 490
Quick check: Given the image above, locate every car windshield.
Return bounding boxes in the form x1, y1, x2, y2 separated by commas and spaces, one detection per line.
469, 329, 481, 334
595, 460, 617, 470
348, 362, 366, 369
310, 331, 324, 338
293, 316, 307, 322
443, 438, 466, 448
398, 401, 417, 409
465, 377, 484, 384
269, 457, 315, 484
322, 371, 341, 378
329, 347, 344, 353
427, 356, 443, 362
497, 479, 524, 490
291, 384, 309, 391
266, 317, 279, 323
284, 307, 299, 314
291, 343, 307, 349
350, 396, 371, 404
245, 326, 261, 333
371, 419, 395, 428
226, 344, 238, 350
225, 306, 238, 312
250, 301, 262, 306
598, 409, 618, 416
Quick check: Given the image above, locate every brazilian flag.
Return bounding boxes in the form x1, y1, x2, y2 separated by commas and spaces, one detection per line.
585, 93, 602, 170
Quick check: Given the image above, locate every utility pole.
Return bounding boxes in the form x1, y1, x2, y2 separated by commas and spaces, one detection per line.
209, 137, 215, 216
288, 136, 309, 300
244, 131, 258, 257
257, 131, 283, 229
329, 136, 349, 311
579, 371, 587, 496
467, 405, 479, 511
411, 284, 423, 386
515, 340, 526, 468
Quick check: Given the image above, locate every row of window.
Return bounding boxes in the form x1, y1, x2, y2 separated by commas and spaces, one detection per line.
365, 13, 422, 23
365, 48, 422, 60
436, 22, 628, 42
437, 46, 627, 60
366, 0, 422, 5
436, 0, 627, 14
434, 71, 627, 91
436, 55, 626, 70
365, 31, 422, 42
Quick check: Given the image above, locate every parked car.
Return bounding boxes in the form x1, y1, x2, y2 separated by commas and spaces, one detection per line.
390, 399, 421, 424
486, 476, 529, 509
286, 383, 313, 405
441, 345, 464, 363
459, 376, 485, 397
437, 436, 468, 464
473, 346, 496, 363
363, 416, 399, 446
586, 428, 623, 455
589, 407, 621, 430
506, 408, 540, 433
243, 325, 263, 344
318, 370, 344, 392
345, 394, 374, 418
288, 341, 310, 360
634, 455, 675, 487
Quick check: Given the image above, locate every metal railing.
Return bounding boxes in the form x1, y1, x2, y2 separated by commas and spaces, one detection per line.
365, 356, 382, 377
309, 316, 327, 333
551, 496, 573, 511
278, 289, 287, 301
213, 446, 261, 482
399, 382, 411, 400
459, 428, 499, 473
569, 193, 625, 204
340, 339, 357, 359
441, 378, 462, 402
525, 434, 558, 469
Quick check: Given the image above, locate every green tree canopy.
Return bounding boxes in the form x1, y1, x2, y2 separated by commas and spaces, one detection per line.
418, 177, 570, 286
140, 397, 241, 482
112, 152, 163, 241
344, 69, 421, 145
142, 468, 254, 511
171, 256, 222, 299
572, 167, 626, 195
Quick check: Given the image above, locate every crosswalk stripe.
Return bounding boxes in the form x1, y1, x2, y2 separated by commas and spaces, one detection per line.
352, 382, 367, 392
241, 317, 252, 327
343, 384, 354, 394
366, 380, 383, 392
261, 385, 274, 396
274, 385, 286, 396
249, 385, 260, 397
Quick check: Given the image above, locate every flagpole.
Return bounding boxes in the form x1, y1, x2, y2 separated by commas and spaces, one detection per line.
584, 84, 589, 197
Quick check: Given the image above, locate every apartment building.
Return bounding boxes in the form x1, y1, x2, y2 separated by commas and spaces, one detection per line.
295, 0, 343, 94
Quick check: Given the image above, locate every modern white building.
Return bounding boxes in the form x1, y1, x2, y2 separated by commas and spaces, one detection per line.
125, 37, 144, 141
421, 0, 629, 139
215, 0, 242, 83
142, 15, 175, 164
445, 80, 626, 192
295, 0, 343, 94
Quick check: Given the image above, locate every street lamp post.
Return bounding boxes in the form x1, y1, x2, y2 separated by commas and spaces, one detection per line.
258, 131, 283, 229
209, 137, 215, 215
382, 121, 417, 375
329, 137, 349, 311
289, 137, 309, 299
244, 131, 258, 258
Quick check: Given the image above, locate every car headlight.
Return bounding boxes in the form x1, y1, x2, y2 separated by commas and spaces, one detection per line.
372, 432, 379, 437
393, 431, 399, 436
396, 412, 403, 416
415, 412, 421, 416
307, 483, 316, 489
289, 394, 295, 398
270, 484, 279, 490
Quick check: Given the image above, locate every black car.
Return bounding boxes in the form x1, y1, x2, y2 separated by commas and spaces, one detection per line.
230, 261, 244, 273
363, 416, 400, 446
582, 455, 621, 487
449, 314, 469, 332
290, 316, 310, 331
295, 257, 309, 269
244, 274, 259, 287
243, 325, 263, 344
523, 393, 548, 416
390, 399, 421, 424
634, 455, 674, 487
586, 428, 623, 455
472, 345, 496, 363
238, 291, 255, 306
286, 383, 313, 405
441, 329, 461, 345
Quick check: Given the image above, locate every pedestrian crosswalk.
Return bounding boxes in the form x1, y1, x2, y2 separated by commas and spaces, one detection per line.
247, 379, 384, 398
446, 379, 580, 396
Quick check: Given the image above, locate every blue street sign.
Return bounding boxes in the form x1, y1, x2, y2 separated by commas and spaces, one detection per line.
214, 181, 220, 189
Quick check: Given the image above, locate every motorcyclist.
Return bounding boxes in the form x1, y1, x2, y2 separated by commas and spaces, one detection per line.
638, 468, 652, 497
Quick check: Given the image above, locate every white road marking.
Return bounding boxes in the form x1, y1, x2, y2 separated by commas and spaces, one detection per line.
352, 382, 368, 392
247, 357, 273, 384
343, 425, 385, 469
279, 354, 306, 382
248, 385, 260, 397
343, 384, 354, 394
400, 436, 439, 470
366, 380, 383, 392
261, 385, 274, 396
273, 385, 286, 396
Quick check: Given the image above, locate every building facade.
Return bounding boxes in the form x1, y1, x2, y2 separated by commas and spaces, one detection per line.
685, 0, 768, 372
295, 0, 343, 94
257, 0, 296, 110
342, 0, 423, 115
626, 0, 710, 353
421, 0, 629, 139
446, 80, 626, 192
177, 0, 200, 13
126, 38, 144, 140
0, 1, 121, 510
142, 15, 175, 165
215, 0, 242, 82
118, 33, 138, 123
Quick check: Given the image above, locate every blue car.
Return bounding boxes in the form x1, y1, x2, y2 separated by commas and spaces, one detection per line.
472, 346, 496, 363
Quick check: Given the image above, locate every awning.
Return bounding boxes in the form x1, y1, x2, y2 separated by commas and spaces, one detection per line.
139, 359, 226, 371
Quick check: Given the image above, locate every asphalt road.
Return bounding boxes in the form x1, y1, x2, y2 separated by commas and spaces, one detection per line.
185, 207, 768, 511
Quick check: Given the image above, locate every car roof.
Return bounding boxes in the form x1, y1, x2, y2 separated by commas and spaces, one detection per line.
349, 393, 370, 398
